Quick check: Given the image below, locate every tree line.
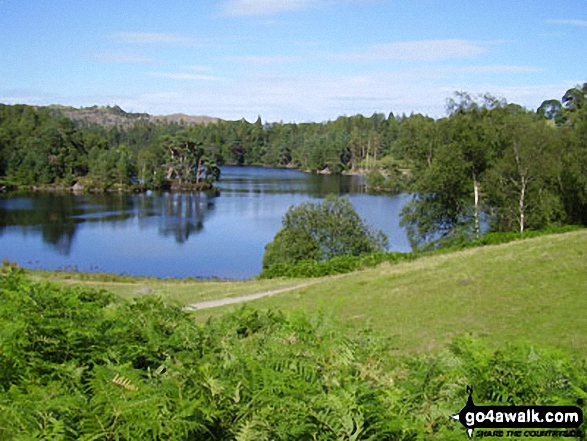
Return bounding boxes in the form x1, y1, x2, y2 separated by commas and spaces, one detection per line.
0, 84, 586, 246
399, 86, 587, 249
0, 103, 400, 189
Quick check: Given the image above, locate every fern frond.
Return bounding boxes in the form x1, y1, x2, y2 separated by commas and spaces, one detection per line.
111, 374, 137, 391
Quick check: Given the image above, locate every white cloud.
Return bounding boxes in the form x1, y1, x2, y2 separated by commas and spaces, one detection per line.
1, 68, 575, 123
221, 0, 379, 16
222, 0, 315, 16
3, 77, 575, 123
188, 65, 213, 72
109, 32, 193, 44
439, 65, 541, 74
94, 51, 154, 64
150, 72, 219, 81
335, 39, 486, 62
546, 19, 587, 27
475, 83, 577, 104
227, 54, 301, 64
80, 72, 574, 122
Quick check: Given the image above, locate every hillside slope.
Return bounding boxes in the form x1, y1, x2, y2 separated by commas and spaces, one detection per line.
32, 230, 587, 355
40, 104, 221, 128
194, 230, 587, 355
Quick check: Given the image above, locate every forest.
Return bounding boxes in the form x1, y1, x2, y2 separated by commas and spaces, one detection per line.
0, 84, 586, 249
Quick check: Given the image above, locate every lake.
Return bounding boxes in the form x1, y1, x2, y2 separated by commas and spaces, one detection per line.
0, 167, 411, 279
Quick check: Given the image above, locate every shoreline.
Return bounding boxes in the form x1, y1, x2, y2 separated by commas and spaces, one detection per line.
0, 164, 374, 196
0, 181, 215, 195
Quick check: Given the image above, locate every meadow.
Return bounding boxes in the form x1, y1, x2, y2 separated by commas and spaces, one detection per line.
5, 229, 584, 439
32, 229, 587, 355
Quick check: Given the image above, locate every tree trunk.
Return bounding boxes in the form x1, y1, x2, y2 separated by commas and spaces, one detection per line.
473, 171, 480, 239
519, 177, 526, 233
195, 157, 202, 184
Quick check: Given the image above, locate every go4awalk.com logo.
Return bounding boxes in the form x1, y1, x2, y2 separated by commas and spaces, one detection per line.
451, 387, 584, 438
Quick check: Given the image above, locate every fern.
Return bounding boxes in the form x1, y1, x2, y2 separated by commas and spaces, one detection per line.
111, 374, 138, 392
2, 272, 586, 440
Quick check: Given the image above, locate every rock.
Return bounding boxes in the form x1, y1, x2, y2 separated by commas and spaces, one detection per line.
72, 182, 84, 192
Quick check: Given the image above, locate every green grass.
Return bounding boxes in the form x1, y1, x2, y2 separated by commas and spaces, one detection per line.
28, 230, 587, 357
29, 271, 311, 305
193, 230, 587, 357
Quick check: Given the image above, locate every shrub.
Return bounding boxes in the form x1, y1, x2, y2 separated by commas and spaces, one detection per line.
259, 252, 415, 279
262, 195, 388, 269
259, 226, 583, 279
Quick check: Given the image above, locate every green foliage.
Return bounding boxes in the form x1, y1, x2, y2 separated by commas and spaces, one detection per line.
262, 228, 321, 268
263, 196, 388, 268
1, 269, 585, 439
260, 252, 414, 279
260, 225, 583, 278
459, 225, 582, 248
484, 112, 565, 233
2, 83, 587, 244
397, 337, 587, 438
399, 86, 587, 249
364, 168, 405, 193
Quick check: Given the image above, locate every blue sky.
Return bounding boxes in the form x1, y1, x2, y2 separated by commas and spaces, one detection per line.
0, 0, 585, 122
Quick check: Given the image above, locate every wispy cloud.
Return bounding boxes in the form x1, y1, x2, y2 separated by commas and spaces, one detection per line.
334, 39, 486, 62
94, 51, 154, 64
221, 0, 376, 16
187, 65, 213, 72
151, 72, 219, 81
222, 0, 316, 16
546, 19, 587, 27
441, 65, 541, 74
227, 54, 301, 64
110, 32, 193, 44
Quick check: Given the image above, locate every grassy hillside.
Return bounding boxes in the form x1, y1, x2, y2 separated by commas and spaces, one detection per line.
32, 229, 587, 356
7, 231, 587, 439
204, 230, 587, 355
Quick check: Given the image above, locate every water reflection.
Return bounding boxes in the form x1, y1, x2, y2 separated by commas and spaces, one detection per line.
0, 191, 219, 254
0, 167, 410, 278
217, 166, 365, 196
0, 195, 81, 255
158, 192, 217, 243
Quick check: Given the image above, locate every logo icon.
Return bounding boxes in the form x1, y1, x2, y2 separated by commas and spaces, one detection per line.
451, 386, 583, 439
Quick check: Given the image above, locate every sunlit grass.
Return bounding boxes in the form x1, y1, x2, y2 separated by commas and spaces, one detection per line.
29, 230, 587, 357
192, 230, 587, 356
29, 270, 311, 305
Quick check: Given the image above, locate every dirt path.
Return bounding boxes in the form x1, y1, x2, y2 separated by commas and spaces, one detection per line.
184, 279, 328, 311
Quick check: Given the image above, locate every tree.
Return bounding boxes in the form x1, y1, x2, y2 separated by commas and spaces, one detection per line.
163, 135, 206, 184
559, 84, 587, 226
401, 141, 473, 249
394, 114, 437, 169
445, 92, 507, 238
485, 113, 563, 232
262, 195, 388, 268
137, 144, 165, 187
537, 99, 564, 125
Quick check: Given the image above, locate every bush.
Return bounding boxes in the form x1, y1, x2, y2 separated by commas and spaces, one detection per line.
365, 169, 405, 193
259, 226, 584, 279
259, 252, 416, 279
262, 195, 388, 268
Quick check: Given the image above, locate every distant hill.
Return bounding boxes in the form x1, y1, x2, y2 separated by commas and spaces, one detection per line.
38, 104, 221, 128
150, 113, 221, 126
